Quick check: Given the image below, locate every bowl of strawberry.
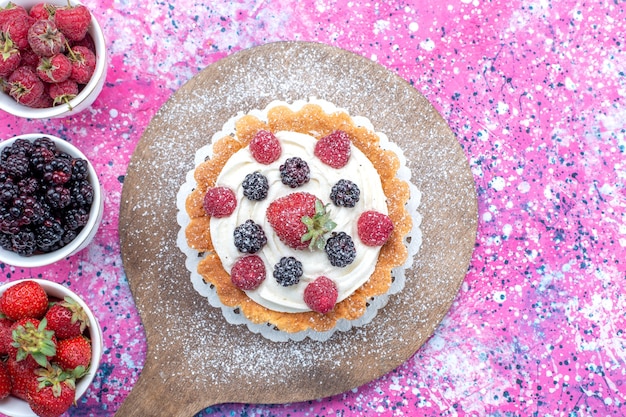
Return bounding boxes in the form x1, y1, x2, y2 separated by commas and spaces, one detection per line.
0, 0, 106, 118
0, 279, 103, 417
0, 133, 104, 267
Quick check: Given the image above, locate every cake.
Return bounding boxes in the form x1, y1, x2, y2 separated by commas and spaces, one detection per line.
177, 98, 421, 341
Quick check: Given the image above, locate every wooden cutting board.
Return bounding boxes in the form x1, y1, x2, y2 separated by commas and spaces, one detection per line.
117, 41, 477, 416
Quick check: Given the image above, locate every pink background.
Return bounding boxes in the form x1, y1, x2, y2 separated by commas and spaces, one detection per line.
1, 0, 625, 415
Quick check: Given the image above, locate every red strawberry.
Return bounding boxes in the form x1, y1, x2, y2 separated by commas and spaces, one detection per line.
2, 13, 34, 50
9, 317, 57, 368
231, 255, 266, 290
267, 192, 336, 250
0, 316, 13, 354
37, 52, 71, 82
49, 78, 77, 106
54, 3, 90, 42
314, 130, 352, 168
45, 296, 89, 340
0, 280, 49, 321
28, 364, 76, 417
54, 335, 91, 372
0, 33, 20, 78
357, 210, 394, 246
7, 66, 45, 106
203, 186, 236, 217
7, 357, 39, 401
0, 361, 11, 400
0, 3, 28, 28
30, 3, 57, 21
27, 19, 65, 57
67, 44, 94, 84
249, 130, 281, 164
303, 276, 338, 314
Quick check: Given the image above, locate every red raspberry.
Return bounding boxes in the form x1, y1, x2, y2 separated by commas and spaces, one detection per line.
27, 19, 65, 57
303, 276, 338, 314
20, 46, 40, 67
29, 3, 57, 21
49, 78, 78, 106
314, 130, 352, 168
67, 44, 95, 84
231, 255, 266, 290
71, 31, 94, 51
249, 130, 281, 164
54, 3, 90, 42
2, 14, 35, 50
30, 85, 53, 108
0, 36, 20, 78
357, 210, 394, 246
37, 52, 71, 83
203, 186, 237, 217
0, 3, 27, 29
7, 66, 44, 106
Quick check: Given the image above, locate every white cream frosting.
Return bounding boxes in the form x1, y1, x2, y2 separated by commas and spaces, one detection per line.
211, 129, 388, 313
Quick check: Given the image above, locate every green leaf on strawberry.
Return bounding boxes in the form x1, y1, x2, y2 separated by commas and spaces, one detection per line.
301, 200, 337, 250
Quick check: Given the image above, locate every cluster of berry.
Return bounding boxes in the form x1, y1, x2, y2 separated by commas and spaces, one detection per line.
0, 2, 95, 108
0, 280, 93, 417
203, 129, 395, 314
0, 137, 93, 256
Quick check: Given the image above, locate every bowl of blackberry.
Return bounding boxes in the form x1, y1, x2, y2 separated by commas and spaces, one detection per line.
0, 134, 102, 267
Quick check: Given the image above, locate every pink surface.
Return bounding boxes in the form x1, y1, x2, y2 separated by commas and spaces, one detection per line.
1, 0, 625, 416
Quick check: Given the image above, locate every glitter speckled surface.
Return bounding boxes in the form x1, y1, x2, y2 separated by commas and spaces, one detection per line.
1, 1, 625, 416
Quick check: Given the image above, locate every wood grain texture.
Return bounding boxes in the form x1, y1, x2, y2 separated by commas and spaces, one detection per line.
117, 41, 477, 416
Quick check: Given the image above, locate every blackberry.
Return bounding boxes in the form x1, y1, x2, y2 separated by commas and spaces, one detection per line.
60, 229, 78, 246
0, 233, 11, 250
233, 219, 267, 254
35, 218, 64, 252
0, 178, 19, 203
33, 136, 56, 152
2, 153, 30, 179
10, 195, 43, 226
69, 180, 94, 208
4, 139, 34, 157
273, 256, 303, 286
46, 185, 72, 209
70, 158, 89, 182
30, 147, 55, 174
325, 231, 356, 267
11, 230, 37, 256
17, 177, 40, 195
330, 179, 361, 207
279, 157, 310, 188
242, 172, 269, 201
43, 157, 72, 185
64, 207, 89, 231
0, 211, 19, 234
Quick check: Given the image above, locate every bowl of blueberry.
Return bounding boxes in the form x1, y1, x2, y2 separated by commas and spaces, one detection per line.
0, 133, 103, 267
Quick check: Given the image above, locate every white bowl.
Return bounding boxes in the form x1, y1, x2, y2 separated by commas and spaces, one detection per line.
0, 279, 104, 417
0, 0, 107, 118
0, 133, 103, 267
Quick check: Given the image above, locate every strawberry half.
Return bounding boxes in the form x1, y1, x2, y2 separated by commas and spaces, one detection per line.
266, 192, 336, 250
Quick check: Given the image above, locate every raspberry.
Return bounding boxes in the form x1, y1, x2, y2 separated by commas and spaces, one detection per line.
273, 256, 303, 287
314, 130, 352, 168
20, 46, 40, 67
231, 255, 266, 290
279, 156, 310, 188
357, 210, 394, 246
233, 219, 267, 254
27, 18, 65, 57
29, 3, 56, 21
2, 14, 35, 50
54, 3, 90, 42
0, 3, 27, 28
8, 66, 45, 106
0, 35, 20, 78
330, 179, 360, 207
203, 186, 236, 217
49, 78, 78, 106
67, 44, 94, 84
249, 130, 281, 164
242, 171, 269, 201
303, 276, 338, 314
324, 231, 356, 267
37, 53, 72, 83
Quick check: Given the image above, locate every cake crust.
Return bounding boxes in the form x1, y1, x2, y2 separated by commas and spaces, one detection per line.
184, 102, 412, 333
